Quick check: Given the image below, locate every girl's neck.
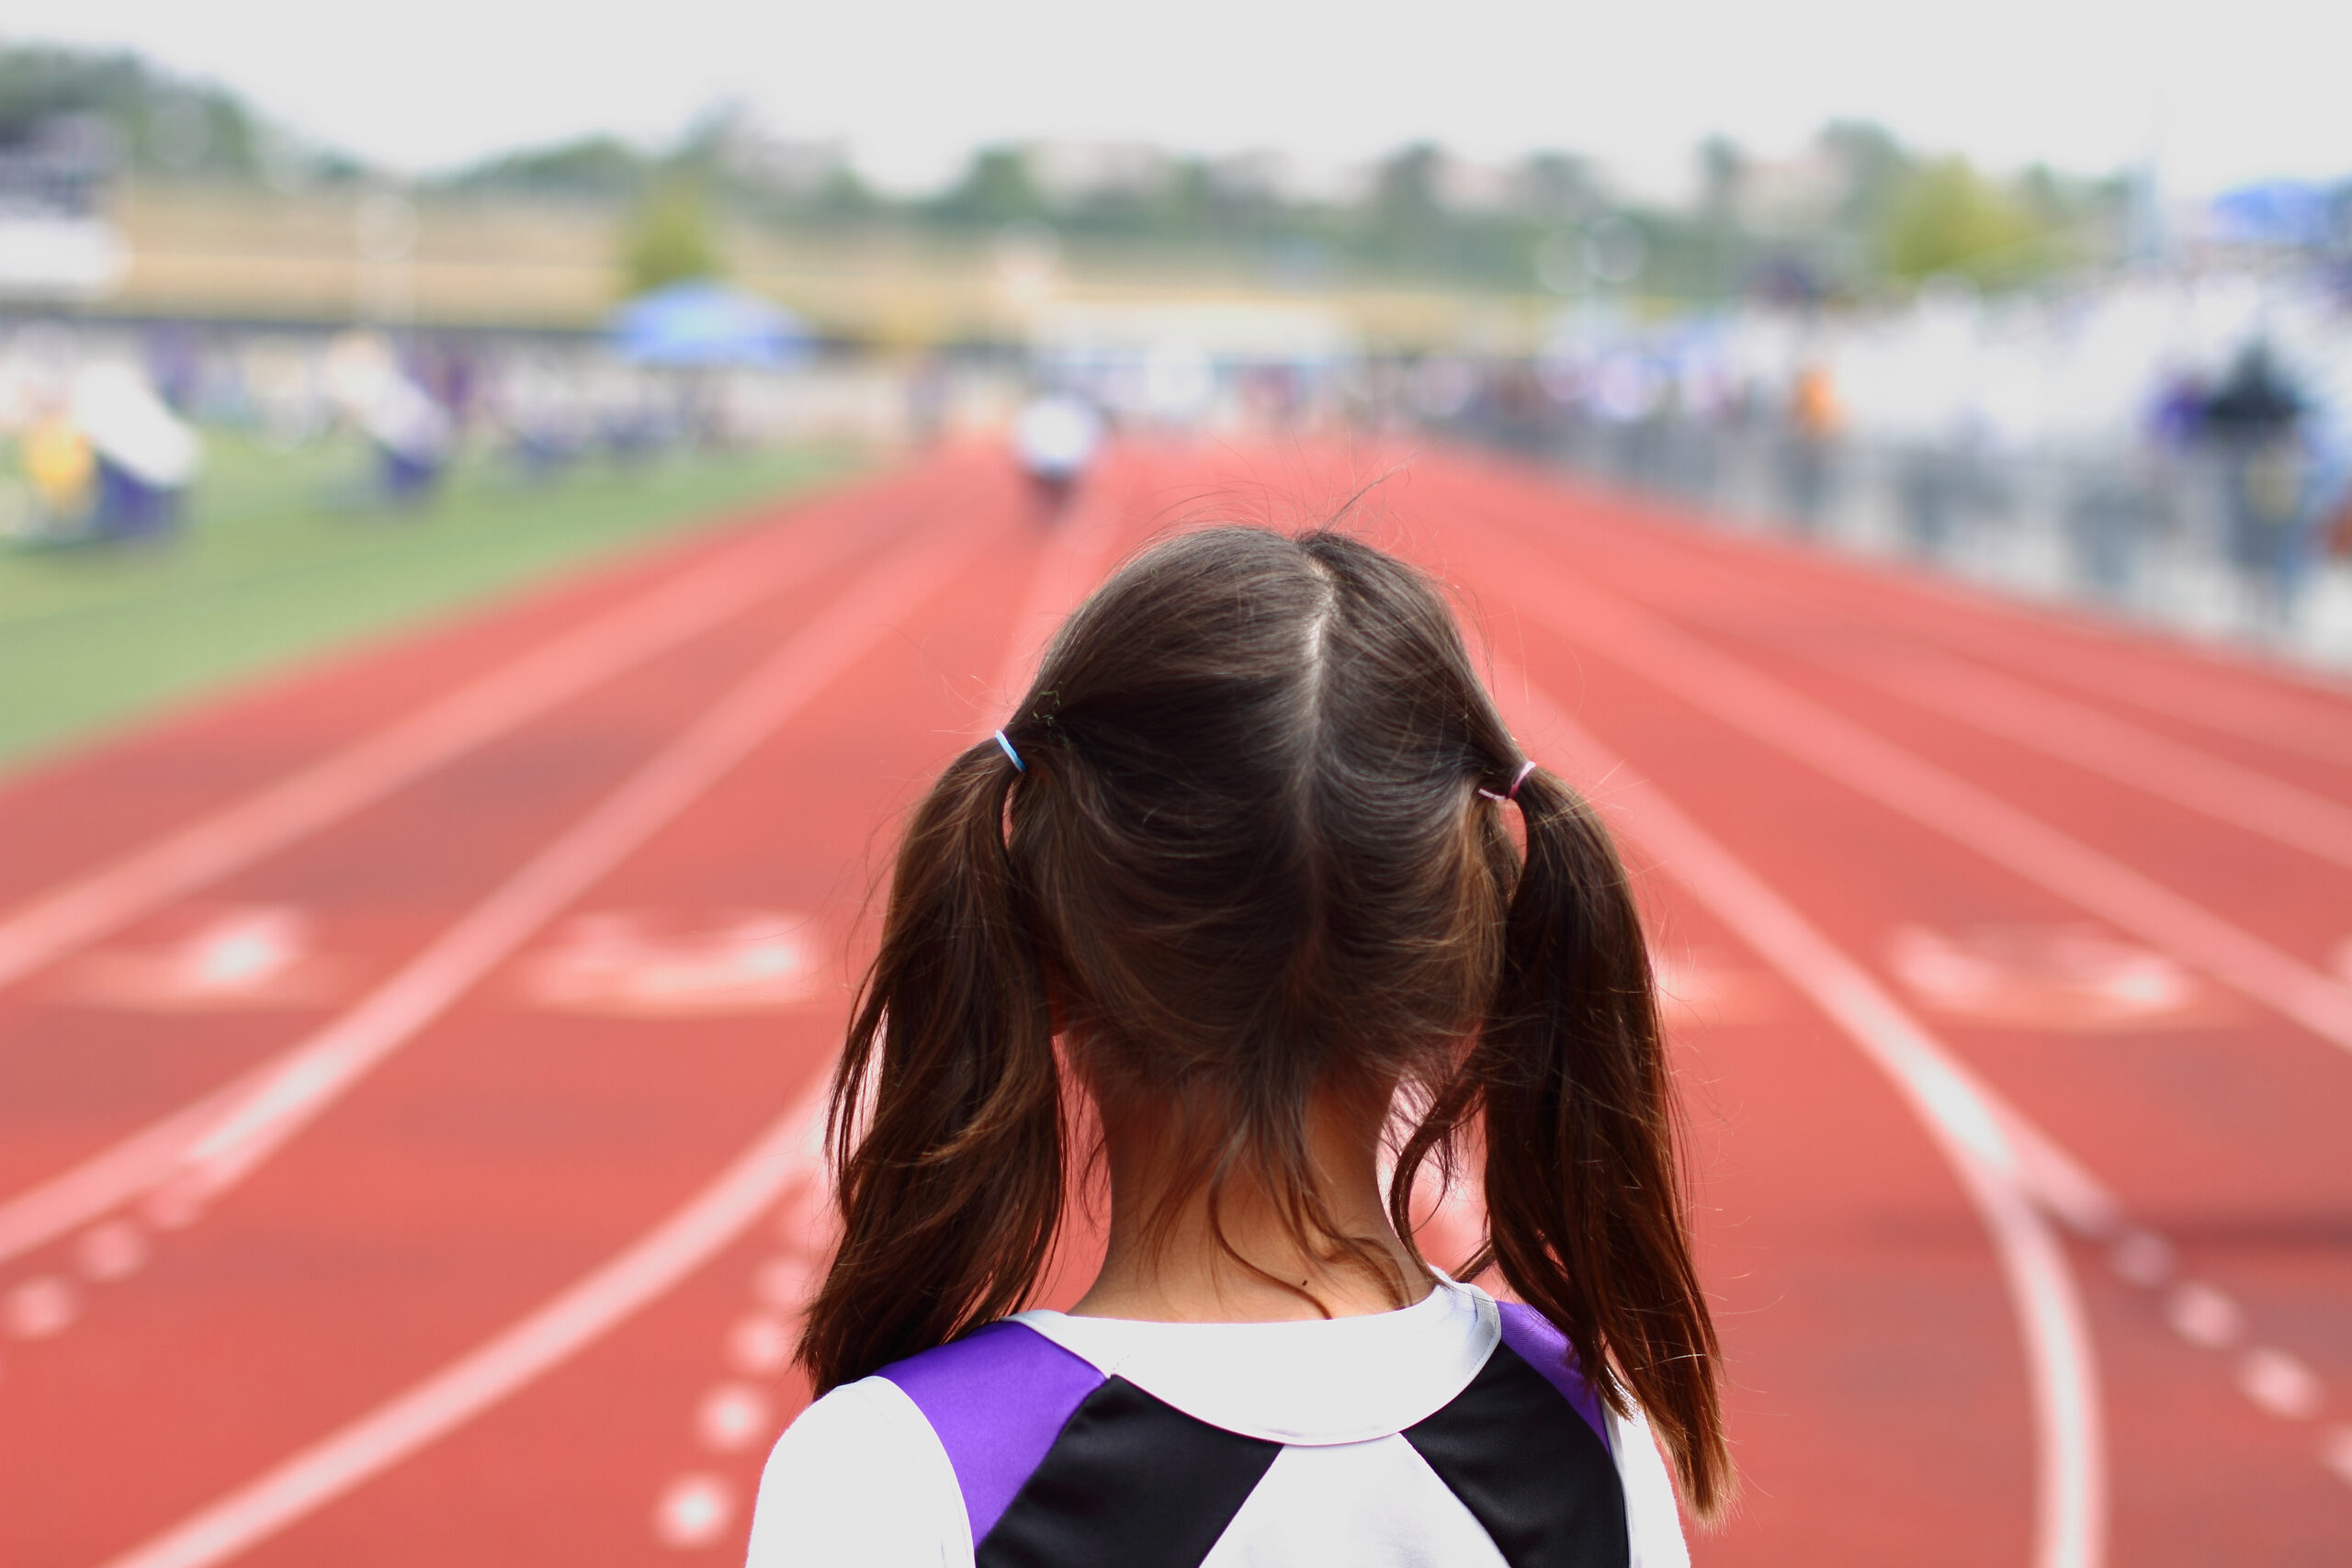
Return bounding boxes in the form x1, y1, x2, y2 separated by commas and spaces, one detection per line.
1070, 1088, 1434, 1324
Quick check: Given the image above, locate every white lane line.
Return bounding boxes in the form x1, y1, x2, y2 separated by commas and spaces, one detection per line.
74, 1219, 149, 1280
1497, 558, 2352, 1061
0, 469, 914, 995
1826, 598, 2352, 774
653, 1473, 740, 1550
0, 513, 997, 1268
2166, 1282, 2245, 1348
2236, 1348, 2324, 1420
695, 1383, 776, 1453
725, 1313, 793, 1376
1760, 642, 2352, 874
2322, 1427, 2352, 1488
6, 1273, 79, 1338
93, 1077, 834, 1568
1502, 671, 2110, 1568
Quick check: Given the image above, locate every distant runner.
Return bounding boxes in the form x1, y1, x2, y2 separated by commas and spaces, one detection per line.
1011, 389, 1103, 520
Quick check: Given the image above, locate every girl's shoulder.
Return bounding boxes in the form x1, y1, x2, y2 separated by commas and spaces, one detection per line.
744, 1372, 970, 1568
745, 1323, 1106, 1567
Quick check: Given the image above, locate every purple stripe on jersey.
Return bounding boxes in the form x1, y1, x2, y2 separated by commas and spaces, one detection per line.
1496, 1300, 1611, 1452
879, 1321, 1105, 1543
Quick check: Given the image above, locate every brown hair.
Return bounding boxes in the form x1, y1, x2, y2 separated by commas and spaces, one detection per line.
799, 525, 1730, 1517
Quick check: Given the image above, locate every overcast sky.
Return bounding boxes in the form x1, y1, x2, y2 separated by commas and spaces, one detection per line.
23, 0, 2348, 197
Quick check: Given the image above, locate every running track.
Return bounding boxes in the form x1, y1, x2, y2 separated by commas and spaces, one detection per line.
1, 443, 2346, 1567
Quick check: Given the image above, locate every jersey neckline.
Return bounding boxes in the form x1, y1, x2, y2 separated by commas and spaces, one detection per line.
1010, 1277, 1501, 1447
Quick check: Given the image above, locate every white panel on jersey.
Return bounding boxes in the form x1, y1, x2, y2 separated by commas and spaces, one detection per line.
1610, 1407, 1690, 1568
1198, 1434, 1508, 1568
748, 1378, 974, 1568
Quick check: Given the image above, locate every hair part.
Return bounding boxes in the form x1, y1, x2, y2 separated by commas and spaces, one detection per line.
798, 525, 1732, 1518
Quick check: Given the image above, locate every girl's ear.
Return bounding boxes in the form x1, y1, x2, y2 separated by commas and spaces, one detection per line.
797, 743, 1064, 1393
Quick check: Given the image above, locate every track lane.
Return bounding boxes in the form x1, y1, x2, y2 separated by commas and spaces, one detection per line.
0, 461, 1036, 1565
1511, 558, 2352, 963
0, 459, 962, 992
17, 443, 2346, 1568
0, 500, 1000, 1280
0, 466, 982, 1213
1414, 452, 2352, 1561
1461, 457, 2352, 776
1451, 458, 2352, 794
45, 456, 1159, 1568
1420, 461, 2352, 1195
1424, 468, 2352, 1061
1498, 669, 2102, 1568
0, 538, 891, 1202
1433, 466, 2352, 860
88, 1077, 837, 1568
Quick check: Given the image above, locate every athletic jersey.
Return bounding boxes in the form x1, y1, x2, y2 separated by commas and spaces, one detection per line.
745, 1278, 1689, 1567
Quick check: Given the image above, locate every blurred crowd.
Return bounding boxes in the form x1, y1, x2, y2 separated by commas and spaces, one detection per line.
9, 260, 2352, 667
1438, 268, 2352, 650
0, 321, 919, 543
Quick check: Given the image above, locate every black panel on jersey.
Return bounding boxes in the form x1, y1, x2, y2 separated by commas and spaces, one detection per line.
1403, 1343, 1630, 1568
977, 1376, 1282, 1568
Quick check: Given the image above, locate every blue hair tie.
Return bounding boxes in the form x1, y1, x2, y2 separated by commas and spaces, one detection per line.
993, 728, 1026, 773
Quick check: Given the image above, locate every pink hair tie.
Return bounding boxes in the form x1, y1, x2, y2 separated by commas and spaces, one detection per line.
1478, 760, 1537, 804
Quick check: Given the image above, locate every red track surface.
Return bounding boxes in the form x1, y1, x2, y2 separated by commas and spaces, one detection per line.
2, 444, 2346, 1568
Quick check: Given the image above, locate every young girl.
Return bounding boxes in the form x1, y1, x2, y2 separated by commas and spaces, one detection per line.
748, 526, 1727, 1567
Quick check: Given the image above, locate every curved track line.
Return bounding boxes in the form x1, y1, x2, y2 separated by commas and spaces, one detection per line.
1502, 670, 2109, 1568
0, 512, 1004, 1266
0, 470, 920, 996
92, 1078, 834, 1568
1488, 547, 2352, 1059
1781, 578, 2352, 773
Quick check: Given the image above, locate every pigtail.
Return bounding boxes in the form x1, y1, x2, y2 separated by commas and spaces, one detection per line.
797, 738, 1063, 1393
1476, 769, 1732, 1519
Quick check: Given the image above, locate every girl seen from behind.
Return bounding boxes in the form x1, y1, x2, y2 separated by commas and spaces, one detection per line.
748, 525, 1728, 1567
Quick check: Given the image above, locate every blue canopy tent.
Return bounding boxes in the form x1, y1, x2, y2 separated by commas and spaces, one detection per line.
2208, 182, 2335, 249
608, 280, 814, 367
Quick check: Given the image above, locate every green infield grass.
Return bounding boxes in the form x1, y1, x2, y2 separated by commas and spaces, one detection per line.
0, 433, 861, 770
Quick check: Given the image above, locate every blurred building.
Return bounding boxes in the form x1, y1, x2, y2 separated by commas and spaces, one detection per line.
0, 114, 130, 302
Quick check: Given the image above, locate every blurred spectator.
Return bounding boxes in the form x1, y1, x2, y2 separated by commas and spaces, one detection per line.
2200, 344, 2305, 615
2147, 369, 2208, 451
74, 364, 202, 541
1780, 361, 1841, 530
22, 398, 96, 535
325, 333, 454, 504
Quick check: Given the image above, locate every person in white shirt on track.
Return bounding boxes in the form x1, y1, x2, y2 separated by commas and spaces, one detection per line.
1011, 389, 1104, 522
